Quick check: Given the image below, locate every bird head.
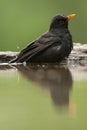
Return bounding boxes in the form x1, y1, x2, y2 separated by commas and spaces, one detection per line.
49, 14, 76, 31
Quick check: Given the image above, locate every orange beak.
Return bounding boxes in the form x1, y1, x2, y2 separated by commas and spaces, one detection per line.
67, 14, 76, 21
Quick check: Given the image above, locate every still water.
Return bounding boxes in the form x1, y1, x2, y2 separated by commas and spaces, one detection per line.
0, 63, 87, 130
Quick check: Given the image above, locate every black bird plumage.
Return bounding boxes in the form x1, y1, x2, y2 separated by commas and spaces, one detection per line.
10, 14, 75, 63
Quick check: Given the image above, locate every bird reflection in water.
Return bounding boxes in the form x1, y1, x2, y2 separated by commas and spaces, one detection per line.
15, 63, 73, 108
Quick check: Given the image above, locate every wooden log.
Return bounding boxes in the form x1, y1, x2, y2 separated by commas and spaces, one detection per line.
68, 43, 87, 66
0, 43, 87, 64
0, 52, 18, 63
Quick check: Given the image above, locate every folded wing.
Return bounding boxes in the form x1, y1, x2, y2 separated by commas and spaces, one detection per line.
10, 32, 61, 63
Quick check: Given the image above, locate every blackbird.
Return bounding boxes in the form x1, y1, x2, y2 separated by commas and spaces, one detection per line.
10, 14, 75, 63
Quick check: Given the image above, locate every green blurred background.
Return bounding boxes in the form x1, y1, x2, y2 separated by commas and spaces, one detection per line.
0, 0, 86, 51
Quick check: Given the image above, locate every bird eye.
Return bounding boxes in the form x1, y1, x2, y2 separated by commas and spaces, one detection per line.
59, 20, 65, 25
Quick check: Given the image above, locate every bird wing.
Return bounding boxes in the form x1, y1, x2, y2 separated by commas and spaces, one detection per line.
10, 32, 61, 63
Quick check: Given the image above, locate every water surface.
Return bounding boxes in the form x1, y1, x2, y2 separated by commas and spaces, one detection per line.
0, 63, 87, 130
